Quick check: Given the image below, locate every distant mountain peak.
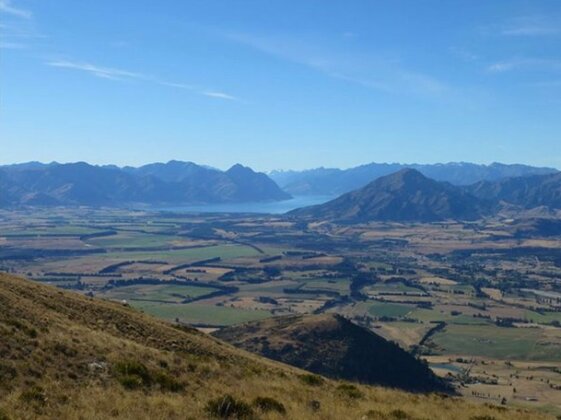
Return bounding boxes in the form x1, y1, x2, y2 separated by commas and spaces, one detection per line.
387, 167, 426, 180
227, 163, 254, 174
289, 168, 488, 222
165, 160, 197, 167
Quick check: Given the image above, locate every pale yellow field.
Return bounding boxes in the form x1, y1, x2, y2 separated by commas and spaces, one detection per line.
420, 276, 458, 286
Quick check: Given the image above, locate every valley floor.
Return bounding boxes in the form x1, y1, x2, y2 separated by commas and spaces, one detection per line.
1, 207, 560, 416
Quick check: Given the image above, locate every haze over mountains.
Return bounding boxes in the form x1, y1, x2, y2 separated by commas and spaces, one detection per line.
2, 160, 561, 219
289, 169, 489, 222
289, 168, 561, 223
0, 161, 290, 207
467, 171, 561, 210
271, 162, 558, 196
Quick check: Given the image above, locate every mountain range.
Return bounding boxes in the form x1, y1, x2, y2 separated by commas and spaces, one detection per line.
289, 168, 561, 223
271, 162, 558, 196
0, 161, 290, 207
2, 160, 561, 219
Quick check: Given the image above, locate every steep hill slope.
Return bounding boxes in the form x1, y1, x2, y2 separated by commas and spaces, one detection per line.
0, 273, 544, 419
467, 172, 561, 210
214, 314, 447, 393
289, 169, 488, 222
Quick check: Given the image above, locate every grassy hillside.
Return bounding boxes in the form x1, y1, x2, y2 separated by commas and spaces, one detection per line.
0, 273, 550, 419
214, 314, 448, 393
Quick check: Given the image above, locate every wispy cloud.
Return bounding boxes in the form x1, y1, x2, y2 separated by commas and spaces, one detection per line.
202, 91, 237, 100
227, 32, 450, 98
499, 16, 560, 37
4, 2, 239, 102
0, 7, 45, 50
487, 58, 561, 73
0, 0, 31, 19
45, 59, 238, 101
47, 60, 144, 80
156, 80, 196, 90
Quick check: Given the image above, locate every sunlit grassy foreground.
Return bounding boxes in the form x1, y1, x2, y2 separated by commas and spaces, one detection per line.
0, 274, 550, 419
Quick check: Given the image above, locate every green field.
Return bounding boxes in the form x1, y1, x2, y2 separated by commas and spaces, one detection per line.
430, 324, 561, 361
131, 301, 272, 326
370, 282, 421, 293
105, 244, 262, 263
101, 284, 218, 303
300, 278, 350, 294
86, 232, 183, 248
2, 225, 102, 236
524, 310, 561, 324
368, 302, 414, 318
409, 308, 490, 325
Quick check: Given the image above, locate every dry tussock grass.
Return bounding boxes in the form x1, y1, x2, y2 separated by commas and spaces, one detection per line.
0, 274, 551, 419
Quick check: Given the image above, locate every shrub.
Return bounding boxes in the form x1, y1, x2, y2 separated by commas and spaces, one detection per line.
0, 363, 17, 381
485, 403, 507, 412
205, 395, 255, 419
0, 408, 10, 420
114, 360, 152, 387
299, 374, 324, 386
252, 396, 286, 414
391, 409, 411, 419
117, 375, 144, 390
337, 383, 363, 399
19, 386, 46, 406
307, 400, 321, 412
114, 360, 150, 380
54, 342, 78, 357
153, 372, 184, 392
364, 410, 385, 419
7, 319, 37, 338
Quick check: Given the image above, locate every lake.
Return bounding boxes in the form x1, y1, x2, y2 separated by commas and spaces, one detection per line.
146, 195, 335, 215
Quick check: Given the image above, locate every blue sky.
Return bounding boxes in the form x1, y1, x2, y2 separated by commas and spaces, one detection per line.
1, 0, 560, 171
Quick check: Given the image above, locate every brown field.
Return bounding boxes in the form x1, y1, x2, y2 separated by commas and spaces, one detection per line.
420, 276, 458, 286
2, 208, 561, 415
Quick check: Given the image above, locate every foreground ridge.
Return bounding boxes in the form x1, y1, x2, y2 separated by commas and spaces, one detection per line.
0, 273, 549, 419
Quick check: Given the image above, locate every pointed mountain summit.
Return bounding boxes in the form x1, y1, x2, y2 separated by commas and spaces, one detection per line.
225, 164, 292, 201
289, 168, 487, 222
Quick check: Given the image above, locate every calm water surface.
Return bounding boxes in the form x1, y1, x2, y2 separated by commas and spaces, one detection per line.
147, 195, 335, 215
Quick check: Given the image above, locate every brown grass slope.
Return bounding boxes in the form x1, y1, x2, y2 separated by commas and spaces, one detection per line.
0, 273, 549, 420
